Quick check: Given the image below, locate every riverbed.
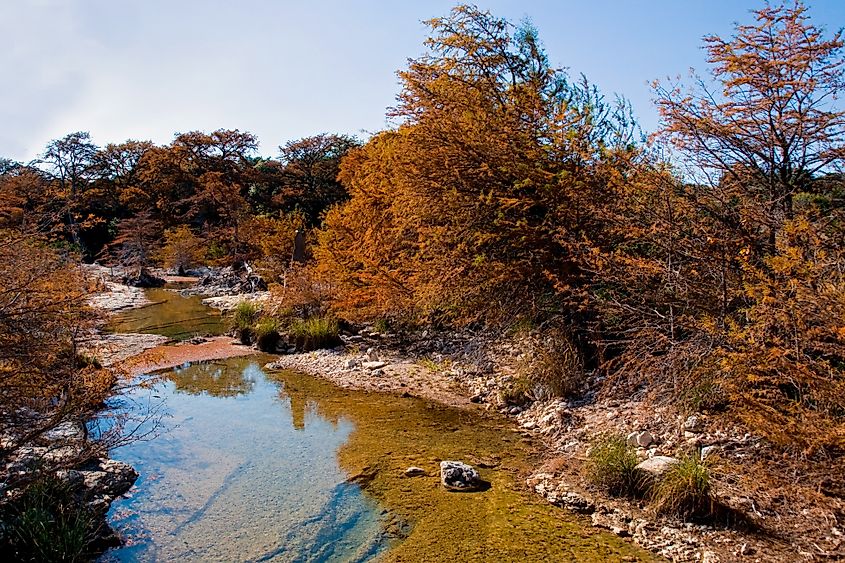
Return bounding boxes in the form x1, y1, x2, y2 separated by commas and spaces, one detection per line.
100, 288, 656, 561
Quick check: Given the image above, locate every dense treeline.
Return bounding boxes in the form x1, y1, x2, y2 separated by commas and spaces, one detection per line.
0, 128, 359, 493
0, 130, 358, 271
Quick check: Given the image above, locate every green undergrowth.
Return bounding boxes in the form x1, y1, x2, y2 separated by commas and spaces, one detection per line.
650, 454, 712, 520
288, 315, 340, 351
587, 433, 717, 523
253, 317, 281, 352
0, 478, 95, 562
587, 434, 642, 497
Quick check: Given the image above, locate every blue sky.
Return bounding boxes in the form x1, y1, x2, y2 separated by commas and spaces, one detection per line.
3, 1, 844, 161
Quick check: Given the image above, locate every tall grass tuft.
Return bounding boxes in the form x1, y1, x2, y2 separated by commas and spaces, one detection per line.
650, 453, 712, 520
586, 434, 642, 497
1, 478, 94, 562
232, 301, 260, 344
289, 316, 340, 351
254, 317, 281, 352
522, 329, 585, 398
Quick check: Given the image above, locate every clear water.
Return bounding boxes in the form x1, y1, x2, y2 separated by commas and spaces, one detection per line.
100, 357, 390, 562
107, 288, 227, 340
100, 290, 656, 562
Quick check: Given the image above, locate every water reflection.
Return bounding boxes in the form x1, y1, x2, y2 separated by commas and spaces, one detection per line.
104, 356, 655, 562
169, 361, 256, 397
102, 357, 390, 562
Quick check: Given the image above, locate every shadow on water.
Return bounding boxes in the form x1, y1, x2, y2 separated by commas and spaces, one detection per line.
102, 356, 659, 562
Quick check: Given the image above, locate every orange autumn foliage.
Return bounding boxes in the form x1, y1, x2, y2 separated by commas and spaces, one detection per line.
316, 3, 845, 453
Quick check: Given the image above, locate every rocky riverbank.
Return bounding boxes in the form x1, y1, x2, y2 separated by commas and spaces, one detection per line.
2, 422, 139, 549
261, 326, 843, 562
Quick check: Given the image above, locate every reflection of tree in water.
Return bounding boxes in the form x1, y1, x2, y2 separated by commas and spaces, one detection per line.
275, 375, 344, 431
168, 361, 256, 397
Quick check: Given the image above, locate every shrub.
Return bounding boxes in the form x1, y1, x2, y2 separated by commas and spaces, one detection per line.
232, 301, 260, 344
254, 317, 281, 352
587, 434, 641, 497
680, 378, 727, 415
499, 375, 533, 406
289, 316, 340, 351
373, 318, 390, 334
523, 329, 585, 399
1, 478, 94, 562
650, 454, 712, 520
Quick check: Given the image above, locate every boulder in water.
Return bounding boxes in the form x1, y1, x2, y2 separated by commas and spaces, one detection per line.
440, 460, 482, 491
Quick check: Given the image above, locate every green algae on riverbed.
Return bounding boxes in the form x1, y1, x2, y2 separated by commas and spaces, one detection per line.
108, 288, 226, 340
104, 355, 657, 561
269, 367, 659, 562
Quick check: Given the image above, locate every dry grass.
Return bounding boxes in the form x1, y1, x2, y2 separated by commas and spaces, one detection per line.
522, 328, 585, 399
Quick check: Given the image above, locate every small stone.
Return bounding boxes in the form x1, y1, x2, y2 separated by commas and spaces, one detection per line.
371, 369, 384, 377
701, 445, 719, 460
362, 361, 387, 370
343, 358, 360, 369
404, 466, 427, 477
627, 430, 653, 448
556, 491, 595, 514
366, 347, 378, 361
508, 406, 522, 415
684, 415, 704, 432
739, 543, 755, 556
636, 430, 653, 447
469, 394, 484, 404
635, 455, 679, 478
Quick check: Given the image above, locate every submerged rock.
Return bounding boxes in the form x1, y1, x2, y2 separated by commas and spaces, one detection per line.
440, 460, 482, 491
404, 466, 427, 477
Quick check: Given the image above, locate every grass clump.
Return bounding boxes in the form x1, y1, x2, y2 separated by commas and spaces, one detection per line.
289, 315, 340, 351
587, 434, 641, 497
254, 317, 281, 352
650, 454, 712, 520
232, 301, 260, 344
0, 478, 94, 562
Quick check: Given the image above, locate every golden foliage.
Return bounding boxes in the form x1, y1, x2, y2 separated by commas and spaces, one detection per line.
0, 230, 115, 461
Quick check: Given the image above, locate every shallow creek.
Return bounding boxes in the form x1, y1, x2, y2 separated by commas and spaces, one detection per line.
101, 289, 656, 562
108, 287, 227, 340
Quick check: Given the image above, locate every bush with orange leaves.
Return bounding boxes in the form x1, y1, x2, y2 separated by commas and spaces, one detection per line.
0, 230, 118, 482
